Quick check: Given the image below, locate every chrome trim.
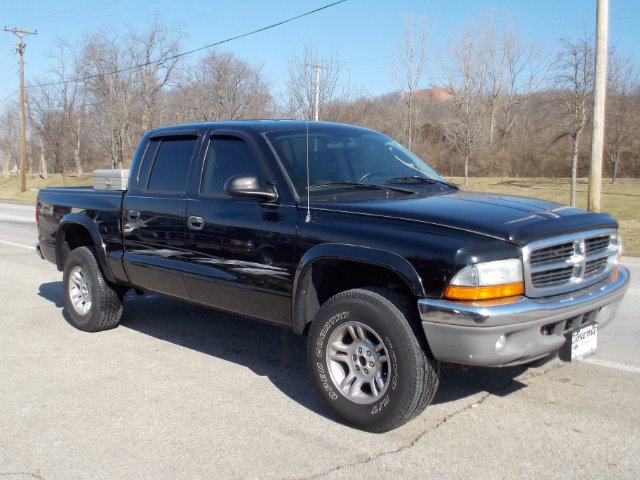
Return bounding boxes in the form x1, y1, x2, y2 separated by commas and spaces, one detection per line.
418, 266, 629, 367
419, 265, 629, 328
522, 228, 619, 298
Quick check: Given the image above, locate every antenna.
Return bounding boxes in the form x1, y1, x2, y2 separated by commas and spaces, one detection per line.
305, 121, 311, 223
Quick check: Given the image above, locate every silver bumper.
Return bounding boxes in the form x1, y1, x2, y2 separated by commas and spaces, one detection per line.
418, 266, 630, 367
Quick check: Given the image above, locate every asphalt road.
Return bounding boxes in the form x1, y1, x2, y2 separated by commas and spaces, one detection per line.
0, 202, 36, 249
1, 201, 638, 479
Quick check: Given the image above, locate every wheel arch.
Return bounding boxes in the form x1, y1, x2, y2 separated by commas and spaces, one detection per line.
56, 214, 116, 283
291, 243, 426, 335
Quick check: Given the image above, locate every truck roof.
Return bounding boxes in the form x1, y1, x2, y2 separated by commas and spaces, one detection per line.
145, 119, 374, 137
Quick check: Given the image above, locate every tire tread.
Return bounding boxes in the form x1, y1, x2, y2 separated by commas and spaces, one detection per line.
309, 287, 439, 432
63, 246, 123, 332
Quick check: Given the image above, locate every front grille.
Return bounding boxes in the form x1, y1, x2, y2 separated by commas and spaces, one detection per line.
525, 229, 618, 297
585, 257, 608, 276
531, 266, 574, 286
585, 235, 610, 254
529, 242, 574, 264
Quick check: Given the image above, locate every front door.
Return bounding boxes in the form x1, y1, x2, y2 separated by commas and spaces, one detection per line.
183, 132, 298, 325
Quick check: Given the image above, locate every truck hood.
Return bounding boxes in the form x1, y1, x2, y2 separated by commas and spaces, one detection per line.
314, 191, 618, 245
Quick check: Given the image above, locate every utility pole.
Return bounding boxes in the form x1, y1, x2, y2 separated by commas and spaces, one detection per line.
306, 63, 330, 121
4, 27, 37, 193
588, 0, 608, 212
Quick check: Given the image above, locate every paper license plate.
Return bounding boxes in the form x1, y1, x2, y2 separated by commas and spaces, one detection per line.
571, 323, 598, 360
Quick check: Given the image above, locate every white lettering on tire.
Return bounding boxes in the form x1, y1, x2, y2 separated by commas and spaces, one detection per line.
315, 311, 349, 357
316, 362, 338, 400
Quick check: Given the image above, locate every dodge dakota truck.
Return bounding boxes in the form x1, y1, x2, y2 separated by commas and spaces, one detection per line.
36, 120, 630, 432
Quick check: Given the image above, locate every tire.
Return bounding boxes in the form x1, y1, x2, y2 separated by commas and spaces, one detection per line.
307, 288, 440, 432
62, 246, 123, 332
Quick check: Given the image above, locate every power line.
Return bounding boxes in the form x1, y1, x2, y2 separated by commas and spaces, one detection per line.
1, 90, 19, 103
27, 0, 347, 91
19, 0, 112, 26
521, 5, 640, 40
52, 0, 168, 31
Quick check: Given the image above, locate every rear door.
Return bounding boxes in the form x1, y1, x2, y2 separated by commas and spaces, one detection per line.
183, 130, 298, 325
122, 131, 201, 298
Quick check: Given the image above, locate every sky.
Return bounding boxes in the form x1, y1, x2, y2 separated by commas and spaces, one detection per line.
1, 0, 639, 109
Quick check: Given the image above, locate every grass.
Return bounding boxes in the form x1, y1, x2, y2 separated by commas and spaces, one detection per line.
0, 173, 92, 205
1, 173, 638, 256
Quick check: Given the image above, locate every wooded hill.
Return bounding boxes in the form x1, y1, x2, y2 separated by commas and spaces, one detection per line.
1, 14, 638, 189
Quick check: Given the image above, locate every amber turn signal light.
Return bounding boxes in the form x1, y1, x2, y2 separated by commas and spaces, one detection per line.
444, 282, 525, 301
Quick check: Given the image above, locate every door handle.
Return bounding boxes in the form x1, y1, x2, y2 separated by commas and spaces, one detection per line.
187, 216, 205, 231
127, 210, 140, 222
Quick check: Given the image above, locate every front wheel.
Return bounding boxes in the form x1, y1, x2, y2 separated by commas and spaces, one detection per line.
307, 288, 439, 432
63, 246, 123, 332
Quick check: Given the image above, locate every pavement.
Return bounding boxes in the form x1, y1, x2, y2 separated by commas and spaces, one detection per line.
0, 203, 639, 479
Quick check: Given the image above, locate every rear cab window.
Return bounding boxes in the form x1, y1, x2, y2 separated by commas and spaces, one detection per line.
137, 135, 199, 194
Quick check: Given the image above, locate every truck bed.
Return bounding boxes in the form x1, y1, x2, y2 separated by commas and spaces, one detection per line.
37, 188, 126, 269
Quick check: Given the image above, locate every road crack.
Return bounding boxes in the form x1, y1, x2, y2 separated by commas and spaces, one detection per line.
0, 472, 46, 480
0, 305, 58, 318
291, 361, 568, 480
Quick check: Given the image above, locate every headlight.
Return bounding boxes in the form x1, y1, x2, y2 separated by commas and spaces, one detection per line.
444, 259, 524, 301
609, 232, 621, 258
609, 233, 622, 280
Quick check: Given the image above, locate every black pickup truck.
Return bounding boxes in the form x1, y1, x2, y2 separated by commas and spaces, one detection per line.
36, 120, 630, 432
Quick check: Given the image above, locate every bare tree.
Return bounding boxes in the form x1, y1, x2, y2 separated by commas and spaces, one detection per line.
30, 42, 84, 185
480, 15, 546, 143
552, 36, 594, 206
443, 20, 489, 186
130, 18, 182, 131
184, 50, 271, 121
26, 94, 48, 179
82, 20, 181, 169
286, 43, 344, 120
499, 34, 547, 140
30, 85, 73, 185
82, 32, 137, 169
481, 15, 507, 145
391, 13, 430, 150
606, 51, 638, 183
0, 106, 20, 177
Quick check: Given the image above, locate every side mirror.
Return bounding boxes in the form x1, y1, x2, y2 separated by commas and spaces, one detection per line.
224, 175, 278, 202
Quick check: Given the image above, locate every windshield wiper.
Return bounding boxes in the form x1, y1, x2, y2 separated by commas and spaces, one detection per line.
308, 181, 413, 194
308, 181, 382, 190
385, 176, 459, 189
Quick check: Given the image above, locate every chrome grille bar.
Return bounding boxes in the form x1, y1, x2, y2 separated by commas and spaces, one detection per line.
523, 228, 619, 298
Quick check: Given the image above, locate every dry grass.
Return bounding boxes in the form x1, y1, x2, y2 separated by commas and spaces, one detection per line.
0, 173, 92, 205
2, 174, 638, 256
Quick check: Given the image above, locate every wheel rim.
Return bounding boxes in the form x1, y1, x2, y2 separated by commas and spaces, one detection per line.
326, 321, 390, 405
68, 266, 92, 315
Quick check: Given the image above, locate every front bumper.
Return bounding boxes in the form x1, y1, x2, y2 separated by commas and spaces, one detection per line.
418, 266, 630, 367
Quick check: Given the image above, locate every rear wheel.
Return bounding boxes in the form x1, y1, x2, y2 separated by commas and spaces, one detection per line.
307, 288, 439, 432
63, 246, 123, 332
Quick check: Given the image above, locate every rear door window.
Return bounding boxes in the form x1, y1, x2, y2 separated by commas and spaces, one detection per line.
143, 136, 198, 193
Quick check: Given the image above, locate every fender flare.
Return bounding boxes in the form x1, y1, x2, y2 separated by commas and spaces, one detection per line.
291, 243, 426, 334
56, 213, 116, 284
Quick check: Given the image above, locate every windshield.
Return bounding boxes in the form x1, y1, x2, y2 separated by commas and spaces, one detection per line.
265, 125, 445, 196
